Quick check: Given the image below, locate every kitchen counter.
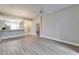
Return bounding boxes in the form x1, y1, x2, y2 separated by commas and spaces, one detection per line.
0, 29, 25, 40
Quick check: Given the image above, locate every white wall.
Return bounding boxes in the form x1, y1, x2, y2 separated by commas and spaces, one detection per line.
41, 14, 61, 39
59, 5, 79, 44
23, 20, 33, 35
33, 5, 79, 45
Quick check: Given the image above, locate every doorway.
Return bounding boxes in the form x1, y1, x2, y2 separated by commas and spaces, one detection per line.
36, 23, 40, 36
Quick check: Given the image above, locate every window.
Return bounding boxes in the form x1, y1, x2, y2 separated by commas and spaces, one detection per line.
0, 15, 24, 31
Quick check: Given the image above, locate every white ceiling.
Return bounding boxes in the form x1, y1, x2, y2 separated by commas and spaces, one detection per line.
0, 4, 72, 19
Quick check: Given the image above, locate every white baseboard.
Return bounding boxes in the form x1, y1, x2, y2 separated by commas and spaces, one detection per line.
40, 35, 79, 47
1, 34, 79, 47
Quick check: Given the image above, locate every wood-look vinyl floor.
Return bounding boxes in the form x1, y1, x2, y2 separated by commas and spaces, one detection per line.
0, 35, 79, 55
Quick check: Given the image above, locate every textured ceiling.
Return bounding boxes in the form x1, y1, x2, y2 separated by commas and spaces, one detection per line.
0, 4, 72, 19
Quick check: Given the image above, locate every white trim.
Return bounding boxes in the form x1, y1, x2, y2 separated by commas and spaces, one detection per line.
40, 35, 79, 47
